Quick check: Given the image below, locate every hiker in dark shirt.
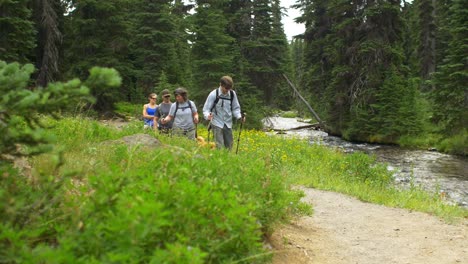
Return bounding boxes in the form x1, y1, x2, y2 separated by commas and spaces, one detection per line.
154, 89, 173, 134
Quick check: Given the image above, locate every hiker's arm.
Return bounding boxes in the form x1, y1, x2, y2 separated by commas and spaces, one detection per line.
142, 104, 152, 119
161, 115, 172, 124
154, 108, 161, 123
191, 101, 199, 124
193, 112, 199, 124
232, 91, 242, 120
202, 92, 215, 120
154, 114, 159, 130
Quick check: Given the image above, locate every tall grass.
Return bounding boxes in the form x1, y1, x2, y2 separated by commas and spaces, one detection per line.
1, 117, 310, 263
2, 116, 465, 263
238, 130, 467, 221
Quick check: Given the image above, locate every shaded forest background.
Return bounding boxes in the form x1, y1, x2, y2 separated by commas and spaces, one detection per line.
1, 0, 466, 153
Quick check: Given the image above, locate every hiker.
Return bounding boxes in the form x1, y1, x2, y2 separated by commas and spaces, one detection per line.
154, 89, 173, 134
143, 93, 158, 129
161, 88, 199, 140
203, 76, 245, 150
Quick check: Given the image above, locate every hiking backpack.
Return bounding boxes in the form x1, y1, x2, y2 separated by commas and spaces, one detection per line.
173, 100, 195, 120
210, 89, 235, 114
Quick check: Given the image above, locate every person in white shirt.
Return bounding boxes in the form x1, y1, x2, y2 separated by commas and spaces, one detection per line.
203, 76, 245, 150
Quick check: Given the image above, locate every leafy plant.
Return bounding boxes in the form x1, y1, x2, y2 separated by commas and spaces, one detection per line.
0, 61, 121, 157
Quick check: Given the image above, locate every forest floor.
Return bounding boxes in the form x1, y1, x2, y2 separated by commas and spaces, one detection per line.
270, 187, 467, 264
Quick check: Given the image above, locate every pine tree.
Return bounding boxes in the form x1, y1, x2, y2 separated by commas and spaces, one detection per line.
0, 0, 36, 63
32, 0, 64, 87
297, 0, 332, 117
417, 0, 436, 90
62, 0, 133, 112
171, 0, 193, 88
129, 0, 180, 94
323, 0, 413, 142
401, 1, 421, 77
431, 0, 467, 135
244, 0, 289, 106
191, 0, 235, 104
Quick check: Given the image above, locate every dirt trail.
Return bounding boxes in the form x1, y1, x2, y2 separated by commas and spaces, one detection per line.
270, 187, 467, 264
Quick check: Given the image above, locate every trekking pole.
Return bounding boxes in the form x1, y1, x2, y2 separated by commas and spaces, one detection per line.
235, 113, 246, 154
207, 120, 212, 143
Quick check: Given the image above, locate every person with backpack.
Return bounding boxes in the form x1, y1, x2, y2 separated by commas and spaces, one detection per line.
154, 89, 173, 134
143, 93, 158, 129
203, 76, 245, 150
161, 88, 199, 140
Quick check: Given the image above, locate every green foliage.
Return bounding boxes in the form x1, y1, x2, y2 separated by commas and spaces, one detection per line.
0, 61, 94, 157
2, 115, 466, 263
1, 117, 310, 263
62, 0, 133, 109
430, 0, 467, 136
190, 1, 235, 104
114, 102, 141, 119
0, 162, 69, 263
84, 67, 123, 113
129, 0, 190, 94
345, 69, 427, 143
0, 0, 36, 63
436, 129, 468, 156
245, 131, 467, 220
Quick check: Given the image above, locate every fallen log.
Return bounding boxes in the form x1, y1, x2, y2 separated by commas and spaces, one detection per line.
266, 123, 321, 132
282, 74, 324, 127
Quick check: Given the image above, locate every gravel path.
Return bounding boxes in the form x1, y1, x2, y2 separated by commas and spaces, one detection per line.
270, 187, 467, 264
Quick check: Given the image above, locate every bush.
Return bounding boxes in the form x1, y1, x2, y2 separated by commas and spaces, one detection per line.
0, 117, 310, 263
0, 60, 120, 157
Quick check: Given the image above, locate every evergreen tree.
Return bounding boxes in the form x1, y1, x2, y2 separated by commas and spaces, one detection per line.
129, 0, 181, 95
401, 1, 421, 77
269, 0, 292, 109
191, 0, 235, 104
431, 0, 467, 135
416, 0, 436, 90
434, 0, 452, 67
32, 0, 64, 87
225, 0, 264, 127
0, 0, 36, 63
62, 0, 133, 112
323, 0, 414, 142
289, 38, 306, 114
296, 0, 332, 117
171, 0, 193, 88
245, 0, 289, 106
322, 0, 356, 135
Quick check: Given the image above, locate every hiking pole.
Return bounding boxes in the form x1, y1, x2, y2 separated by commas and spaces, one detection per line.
235, 113, 246, 154
207, 120, 212, 143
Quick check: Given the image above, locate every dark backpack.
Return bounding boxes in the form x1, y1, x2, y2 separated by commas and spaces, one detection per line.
173, 100, 195, 120
210, 89, 235, 114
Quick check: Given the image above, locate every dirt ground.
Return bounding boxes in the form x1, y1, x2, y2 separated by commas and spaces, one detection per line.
270, 187, 467, 264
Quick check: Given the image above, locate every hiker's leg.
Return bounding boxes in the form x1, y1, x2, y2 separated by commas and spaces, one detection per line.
172, 127, 185, 138
186, 128, 196, 140
223, 125, 234, 150
212, 125, 225, 149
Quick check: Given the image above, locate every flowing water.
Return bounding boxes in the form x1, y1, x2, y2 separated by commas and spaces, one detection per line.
264, 117, 468, 208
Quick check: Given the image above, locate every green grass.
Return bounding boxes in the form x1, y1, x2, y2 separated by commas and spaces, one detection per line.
1, 116, 466, 263
238, 130, 467, 222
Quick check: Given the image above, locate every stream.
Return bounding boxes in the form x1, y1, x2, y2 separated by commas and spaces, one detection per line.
264, 117, 468, 208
